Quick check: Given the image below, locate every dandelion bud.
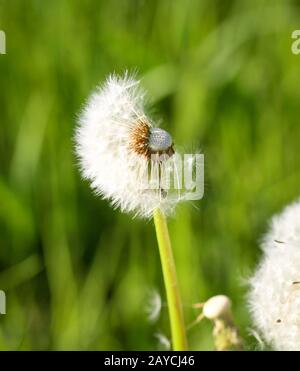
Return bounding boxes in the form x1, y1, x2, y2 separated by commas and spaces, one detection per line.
203, 295, 233, 322
192, 295, 243, 351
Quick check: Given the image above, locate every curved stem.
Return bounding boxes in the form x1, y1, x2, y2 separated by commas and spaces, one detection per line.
153, 208, 188, 351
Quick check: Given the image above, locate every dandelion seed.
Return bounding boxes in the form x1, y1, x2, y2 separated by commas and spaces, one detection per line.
248, 328, 265, 351
146, 290, 162, 322
154, 332, 171, 350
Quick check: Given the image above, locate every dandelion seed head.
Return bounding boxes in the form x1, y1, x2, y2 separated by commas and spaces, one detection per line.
75, 73, 184, 218
248, 199, 300, 350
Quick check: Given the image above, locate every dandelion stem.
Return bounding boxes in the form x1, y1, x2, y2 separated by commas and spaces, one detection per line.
153, 208, 188, 351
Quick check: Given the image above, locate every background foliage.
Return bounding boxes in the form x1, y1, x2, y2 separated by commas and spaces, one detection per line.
1, 0, 300, 350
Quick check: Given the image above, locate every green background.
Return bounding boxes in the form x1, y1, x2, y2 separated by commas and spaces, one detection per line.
0, 0, 300, 350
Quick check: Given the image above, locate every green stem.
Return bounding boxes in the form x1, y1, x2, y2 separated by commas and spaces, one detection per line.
153, 208, 188, 351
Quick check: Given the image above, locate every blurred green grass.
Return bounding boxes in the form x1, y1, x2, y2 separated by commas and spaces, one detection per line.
1, 0, 300, 350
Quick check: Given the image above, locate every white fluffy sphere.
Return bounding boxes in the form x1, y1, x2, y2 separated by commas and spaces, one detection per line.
249, 200, 300, 350
75, 74, 185, 218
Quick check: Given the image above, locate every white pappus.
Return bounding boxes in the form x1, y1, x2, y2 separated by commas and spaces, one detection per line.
248, 199, 300, 351
75, 73, 187, 218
